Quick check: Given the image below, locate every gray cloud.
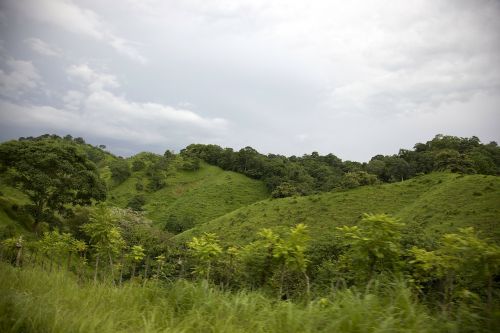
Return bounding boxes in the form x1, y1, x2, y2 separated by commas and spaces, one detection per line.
0, 56, 42, 99
0, 0, 499, 160
24, 38, 62, 57
4, 0, 147, 64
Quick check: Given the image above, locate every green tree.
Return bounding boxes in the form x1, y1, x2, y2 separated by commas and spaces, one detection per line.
81, 205, 125, 283
187, 233, 222, 281
0, 139, 106, 229
337, 214, 404, 282
271, 182, 299, 198
410, 227, 500, 311
274, 224, 311, 301
109, 158, 131, 184
128, 245, 145, 278
239, 228, 280, 288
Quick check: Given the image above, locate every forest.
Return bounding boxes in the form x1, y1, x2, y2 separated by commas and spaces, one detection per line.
0, 133, 499, 333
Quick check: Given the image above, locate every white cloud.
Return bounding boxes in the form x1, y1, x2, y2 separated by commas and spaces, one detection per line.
62, 90, 85, 111
0, 63, 227, 149
66, 64, 120, 91
1, 0, 499, 160
0, 57, 42, 99
24, 38, 62, 57
6, 0, 147, 64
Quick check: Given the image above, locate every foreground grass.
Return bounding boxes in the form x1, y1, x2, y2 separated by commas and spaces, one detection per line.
0, 263, 448, 333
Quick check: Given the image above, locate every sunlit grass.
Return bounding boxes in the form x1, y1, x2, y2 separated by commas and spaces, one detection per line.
175, 173, 500, 245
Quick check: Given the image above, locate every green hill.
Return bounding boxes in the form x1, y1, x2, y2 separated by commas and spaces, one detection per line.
0, 147, 269, 235
106, 159, 269, 232
0, 176, 32, 236
174, 172, 500, 245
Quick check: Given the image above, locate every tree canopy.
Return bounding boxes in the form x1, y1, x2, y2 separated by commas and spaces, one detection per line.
0, 138, 106, 228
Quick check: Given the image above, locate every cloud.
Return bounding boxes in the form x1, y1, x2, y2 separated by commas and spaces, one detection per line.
0, 63, 227, 150
6, 0, 147, 64
0, 57, 42, 99
1, 0, 499, 160
66, 64, 120, 91
24, 38, 62, 57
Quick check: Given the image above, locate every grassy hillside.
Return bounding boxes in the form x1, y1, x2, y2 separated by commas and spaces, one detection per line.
0, 176, 32, 236
107, 160, 269, 230
174, 172, 500, 245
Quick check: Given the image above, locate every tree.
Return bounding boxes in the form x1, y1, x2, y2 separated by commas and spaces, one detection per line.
337, 214, 404, 282
0, 139, 106, 229
127, 195, 146, 211
271, 182, 299, 198
410, 227, 500, 311
274, 224, 311, 301
109, 158, 131, 184
131, 159, 146, 172
128, 245, 145, 279
187, 233, 222, 281
239, 228, 280, 288
81, 205, 125, 283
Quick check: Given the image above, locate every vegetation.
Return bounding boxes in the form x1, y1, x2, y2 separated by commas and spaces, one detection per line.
181, 134, 500, 196
175, 172, 500, 245
0, 138, 106, 229
1, 133, 499, 332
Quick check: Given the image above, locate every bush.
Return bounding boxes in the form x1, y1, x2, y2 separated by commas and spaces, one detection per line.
127, 195, 146, 211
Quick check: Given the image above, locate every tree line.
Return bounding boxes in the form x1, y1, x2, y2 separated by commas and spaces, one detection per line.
180, 134, 500, 197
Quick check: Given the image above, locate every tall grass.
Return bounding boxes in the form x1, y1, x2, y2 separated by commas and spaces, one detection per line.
0, 263, 449, 333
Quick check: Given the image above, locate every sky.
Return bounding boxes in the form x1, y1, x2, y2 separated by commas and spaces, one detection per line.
0, 0, 499, 161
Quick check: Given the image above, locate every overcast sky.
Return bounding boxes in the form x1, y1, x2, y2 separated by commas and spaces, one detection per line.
0, 0, 499, 161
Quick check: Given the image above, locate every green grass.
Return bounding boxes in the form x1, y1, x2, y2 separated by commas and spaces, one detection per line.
174, 173, 500, 245
0, 263, 448, 333
0, 177, 32, 236
108, 162, 269, 229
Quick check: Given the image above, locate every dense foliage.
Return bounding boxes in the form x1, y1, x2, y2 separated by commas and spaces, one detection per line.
181, 134, 500, 197
0, 137, 106, 228
1, 133, 499, 332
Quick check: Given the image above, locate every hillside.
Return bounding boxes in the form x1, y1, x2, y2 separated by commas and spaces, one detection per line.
1, 137, 500, 333
106, 159, 269, 232
174, 172, 500, 245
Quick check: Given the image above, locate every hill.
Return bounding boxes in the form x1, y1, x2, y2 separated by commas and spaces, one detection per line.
174, 172, 500, 245
105, 157, 269, 232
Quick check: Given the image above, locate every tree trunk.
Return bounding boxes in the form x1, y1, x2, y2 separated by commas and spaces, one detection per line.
15, 245, 23, 267
119, 252, 124, 286
206, 261, 211, 281
108, 253, 116, 286
67, 252, 73, 271
278, 262, 286, 300
144, 256, 150, 280
94, 254, 100, 283
260, 247, 274, 286
303, 271, 311, 304
32, 199, 45, 233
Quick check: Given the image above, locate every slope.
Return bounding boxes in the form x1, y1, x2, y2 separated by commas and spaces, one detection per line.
174, 173, 500, 245
107, 160, 269, 231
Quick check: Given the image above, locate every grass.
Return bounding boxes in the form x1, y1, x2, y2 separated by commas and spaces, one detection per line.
0, 177, 32, 236
107, 161, 269, 229
0, 263, 448, 333
174, 173, 500, 245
